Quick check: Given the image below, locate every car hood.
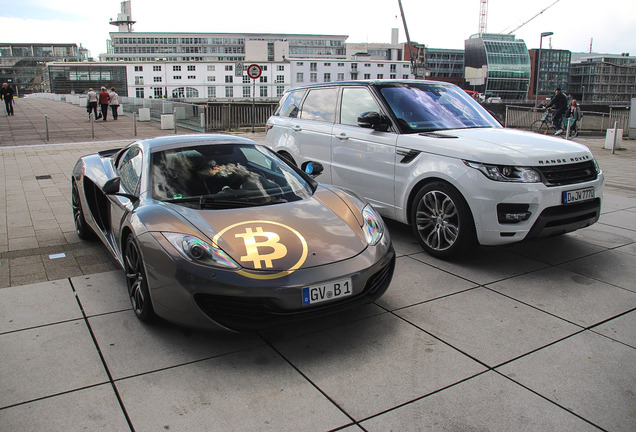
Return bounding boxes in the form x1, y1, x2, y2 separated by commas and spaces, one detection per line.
166, 189, 367, 271
398, 128, 594, 166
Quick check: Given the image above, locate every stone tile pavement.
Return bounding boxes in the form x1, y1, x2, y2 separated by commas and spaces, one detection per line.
0, 97, 635, 431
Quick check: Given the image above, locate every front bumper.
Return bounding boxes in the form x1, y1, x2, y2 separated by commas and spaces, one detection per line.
461, 169, 604, 246
136, 231, 395, 331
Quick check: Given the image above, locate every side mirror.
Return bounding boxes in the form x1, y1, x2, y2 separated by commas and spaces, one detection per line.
102, 177, 121, 194
301, 161, 324, 178
357, 111, 389, 131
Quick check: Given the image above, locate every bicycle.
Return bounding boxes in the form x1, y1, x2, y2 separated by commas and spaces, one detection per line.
531, 110, 555, 134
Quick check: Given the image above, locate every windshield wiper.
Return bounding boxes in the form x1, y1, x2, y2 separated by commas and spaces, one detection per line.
162, 194, 284, 209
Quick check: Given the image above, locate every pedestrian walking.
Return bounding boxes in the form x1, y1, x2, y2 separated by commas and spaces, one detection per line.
544, 88, 568, 135
98, 86, 110, 121
564, 99, 582, 138
86, 88, 99, 119
1, 82, 15, 116
108, 87, 120, 120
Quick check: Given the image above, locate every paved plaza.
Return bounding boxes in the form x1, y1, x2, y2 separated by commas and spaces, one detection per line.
0, 98, 635, 431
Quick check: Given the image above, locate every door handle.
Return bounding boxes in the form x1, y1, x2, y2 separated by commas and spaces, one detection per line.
292, 125, 302, 132
336, 133, 348, 140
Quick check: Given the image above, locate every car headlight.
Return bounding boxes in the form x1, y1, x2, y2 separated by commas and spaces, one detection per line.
162, 232, 239, 269
465, 161, 541, 183
362, 205, 383, 246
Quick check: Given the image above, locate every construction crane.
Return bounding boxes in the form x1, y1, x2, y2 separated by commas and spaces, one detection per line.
505, 0, 562, 35
479, 0, 488, 34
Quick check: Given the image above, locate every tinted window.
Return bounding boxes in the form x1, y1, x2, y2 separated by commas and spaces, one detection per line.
300, 88, 338, 123
277, 89, 306, 118
117, 147, 143, 194
340, 87, 382, 126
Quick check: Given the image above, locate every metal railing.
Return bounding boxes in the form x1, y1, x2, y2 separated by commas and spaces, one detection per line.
504, 105, 630, 135
205, 102, 278, 131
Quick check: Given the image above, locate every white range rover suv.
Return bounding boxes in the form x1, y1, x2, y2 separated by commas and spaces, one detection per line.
265, 80, 604, 259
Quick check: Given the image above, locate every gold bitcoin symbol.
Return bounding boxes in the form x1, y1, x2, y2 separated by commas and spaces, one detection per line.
235, 227, 288, 269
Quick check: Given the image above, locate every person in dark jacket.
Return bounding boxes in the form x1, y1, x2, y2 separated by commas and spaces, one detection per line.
1, 82, 15, 116
98, 87, 110, 121
544, 88, 568, 135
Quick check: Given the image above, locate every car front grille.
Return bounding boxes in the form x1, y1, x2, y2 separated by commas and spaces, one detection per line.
536, 161, 598, 186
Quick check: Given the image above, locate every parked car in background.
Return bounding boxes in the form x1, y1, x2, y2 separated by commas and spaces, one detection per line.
265, 80, 604, 259
72, 134, 394, 331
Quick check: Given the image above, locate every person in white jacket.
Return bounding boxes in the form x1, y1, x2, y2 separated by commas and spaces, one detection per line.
108, 87, 120, 120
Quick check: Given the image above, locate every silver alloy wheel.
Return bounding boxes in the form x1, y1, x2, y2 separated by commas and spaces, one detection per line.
71, 183, 83, 235
415, 190, 459, 252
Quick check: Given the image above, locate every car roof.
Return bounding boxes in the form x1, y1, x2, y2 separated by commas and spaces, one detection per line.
284, 79, 455, 93
133, 134, 261, 153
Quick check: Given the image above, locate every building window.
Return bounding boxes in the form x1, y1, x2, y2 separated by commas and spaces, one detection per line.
185, 87, 199, 98
378, 64, 384, 68
377, 74, 383, 79
364, 73, 371, 79
153, 76, 162, 82
276, 75, 285, 83
310, 62, 317, 71
390, 74, 396, 79
225, 86, 233, 97
225, 75, 233, 83
324, 62, 331, 66
338, 63, 345, 67
242, 75, 250, 84
135, 76, 144, 85
297, 72, 304, 82
259, 86, 267, 97
208, 86, 216, 98
324, 73, 331, 82
207, 76, 215, 82
188, 75, 195, 79
310, 73, 317, 82
277, 65, 285, 71
153, 87, 163, 98
173, 75, 182, 80
277, 85, 285, 97
225, 65, 233, 71
337, 73, 344, 81
187, 65, 195, 71
207, 65, 216, 71
402, 74, 409, 79
135, 88, 144, 98
153, 65, 161, 71
259, 76, 268, 83
173, 65, 181, 71
364, 63, 371, 67
134, 66, 143, 72
243, 86, 251, 97
390, 64, 397, 72
296, 62, 304, 66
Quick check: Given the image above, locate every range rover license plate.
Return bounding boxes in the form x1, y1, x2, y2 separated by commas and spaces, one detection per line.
302, 278, 352, 305
563, 187, 595, 204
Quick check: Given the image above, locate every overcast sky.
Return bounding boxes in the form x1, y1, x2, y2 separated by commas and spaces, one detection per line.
1, 0, 635, 59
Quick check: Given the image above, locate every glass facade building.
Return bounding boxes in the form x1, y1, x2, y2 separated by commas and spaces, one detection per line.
529, 48, 571, 101
464, 33, 531, 100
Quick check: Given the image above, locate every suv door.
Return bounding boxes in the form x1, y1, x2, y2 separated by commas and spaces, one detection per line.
294, 87, 338, 183
331, 86, 399, 218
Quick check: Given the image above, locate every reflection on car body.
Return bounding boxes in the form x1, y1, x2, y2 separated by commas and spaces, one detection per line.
72, 134, 394, 331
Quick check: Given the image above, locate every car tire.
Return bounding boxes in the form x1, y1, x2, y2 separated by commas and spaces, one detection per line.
72, 180, 95, 240
411, 182, 478, 259
124, 234, 156, 322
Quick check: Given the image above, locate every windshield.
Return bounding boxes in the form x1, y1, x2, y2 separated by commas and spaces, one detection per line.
150, 144, 313, 208
379, 82, 501, 133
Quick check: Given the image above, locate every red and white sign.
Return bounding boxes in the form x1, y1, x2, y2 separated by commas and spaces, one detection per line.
247, 64, 262, 80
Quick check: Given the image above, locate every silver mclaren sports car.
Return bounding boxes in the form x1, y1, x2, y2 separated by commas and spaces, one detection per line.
72, 134, 395, 331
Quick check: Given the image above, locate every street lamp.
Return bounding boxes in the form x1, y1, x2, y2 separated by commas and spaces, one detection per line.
534, 31, 554, 107
582, 85, 585, 103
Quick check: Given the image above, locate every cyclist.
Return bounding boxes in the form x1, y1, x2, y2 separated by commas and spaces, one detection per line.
543, 88, 568, 135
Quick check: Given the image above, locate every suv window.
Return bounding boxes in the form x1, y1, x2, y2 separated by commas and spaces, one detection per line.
277, 89, 306, 118
117, 146, 143, 194
300, 88, 338, 123
340, 87, 382, 126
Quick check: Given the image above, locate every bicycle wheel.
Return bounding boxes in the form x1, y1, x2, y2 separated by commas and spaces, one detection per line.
531, 120, 549, 134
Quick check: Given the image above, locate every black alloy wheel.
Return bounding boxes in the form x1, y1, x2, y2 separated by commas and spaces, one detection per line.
72, 181, 95, 239
411, 182, 477, 259
124, 234, 155, 322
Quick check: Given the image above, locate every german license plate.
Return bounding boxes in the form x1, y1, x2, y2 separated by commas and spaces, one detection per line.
563, 187, 595, 204
302, 278, 352, 305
